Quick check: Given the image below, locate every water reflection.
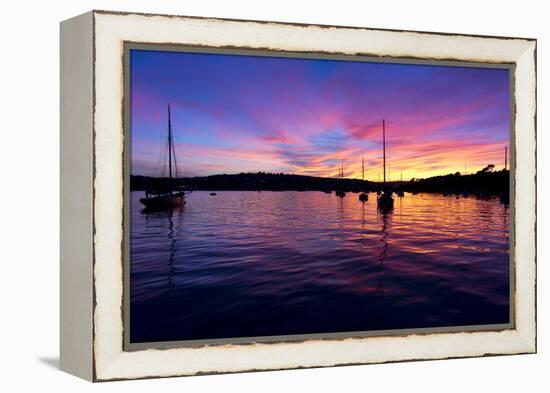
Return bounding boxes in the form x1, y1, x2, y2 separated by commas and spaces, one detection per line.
130, 191, 510, 343
376, 208, 391, 297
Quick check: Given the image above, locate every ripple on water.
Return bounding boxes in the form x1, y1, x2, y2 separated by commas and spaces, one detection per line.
130, 191, 510, 343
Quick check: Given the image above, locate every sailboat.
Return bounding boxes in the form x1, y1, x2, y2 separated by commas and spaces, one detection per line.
396, 171, 405, 197
359, 156, 369, 201
140, 104, 188, 210
335, 161, 346, 197
377, 119, 394, 210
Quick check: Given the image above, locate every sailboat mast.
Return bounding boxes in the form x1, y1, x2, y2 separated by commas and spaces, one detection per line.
383, 119, 386, 187
168, 104, 173, 179
362, 157, 365, 181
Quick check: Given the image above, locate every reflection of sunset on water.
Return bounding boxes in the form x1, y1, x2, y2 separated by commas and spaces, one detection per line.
130, 191, 509, 343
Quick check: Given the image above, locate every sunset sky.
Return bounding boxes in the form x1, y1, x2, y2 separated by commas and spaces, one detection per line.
130, 49, 510, 181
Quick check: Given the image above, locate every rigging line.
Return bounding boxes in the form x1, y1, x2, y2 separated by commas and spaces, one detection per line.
171, 124, 181, 179
155, 131, 165, 177
171, 136, 179, 178
156, 113, 169, 177
159, 136, 169, 178
168, 104, 173, 179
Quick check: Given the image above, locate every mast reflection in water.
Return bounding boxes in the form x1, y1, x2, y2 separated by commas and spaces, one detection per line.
130, 191, 510, 343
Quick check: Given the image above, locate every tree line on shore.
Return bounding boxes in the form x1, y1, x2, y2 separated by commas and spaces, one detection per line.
131, 166, 509, 195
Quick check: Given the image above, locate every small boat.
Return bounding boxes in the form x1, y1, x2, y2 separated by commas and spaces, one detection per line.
335, 161, 346, 198
377, 191, 394, 210
323, 190, 332, 194
140, 189, 186, 210
209, 192, 217, 196
499, 191, 510, 204
376, 120, 394, 210
478, 191, 491, 199
396, 172, 405, 197
359, 192, 369, 201
140, 104, 189, 210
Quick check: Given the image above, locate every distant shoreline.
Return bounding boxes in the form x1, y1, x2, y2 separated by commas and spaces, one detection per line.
130, 169, 509, 195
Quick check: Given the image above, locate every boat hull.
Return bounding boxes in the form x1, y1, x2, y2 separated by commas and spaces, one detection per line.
377, 192, 394, 210
140, 192, 185, 210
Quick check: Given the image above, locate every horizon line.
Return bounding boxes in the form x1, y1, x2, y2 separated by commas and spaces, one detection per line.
131, 167, 509, 181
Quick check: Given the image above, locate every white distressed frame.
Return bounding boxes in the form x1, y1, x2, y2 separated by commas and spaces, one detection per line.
61, 10, 536, 382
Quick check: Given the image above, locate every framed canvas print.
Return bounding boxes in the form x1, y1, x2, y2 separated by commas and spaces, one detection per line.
60, 10, 537, 381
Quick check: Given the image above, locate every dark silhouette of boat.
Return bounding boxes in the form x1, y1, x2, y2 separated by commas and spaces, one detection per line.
395, 172, 405, 197
499, 191, 510, 204
141, 188, 186, 210
209, 192, 217, 196
335, 161, 346, 197
140, 104, 188, 210
377, 119, 394, 210
378, 190, 394, 209
358, 156, 369, 201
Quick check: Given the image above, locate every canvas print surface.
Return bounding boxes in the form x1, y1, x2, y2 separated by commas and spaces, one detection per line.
128, 47, 511, 345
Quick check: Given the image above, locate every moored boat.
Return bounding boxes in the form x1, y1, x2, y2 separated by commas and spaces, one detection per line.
376, 119, 394, 210
140, 190, 186, 209
396, 172, 405, 197
140, 104, 189, 210
499, 191, 510, 204
377, 190, 394, 209
335, 161, 346, 197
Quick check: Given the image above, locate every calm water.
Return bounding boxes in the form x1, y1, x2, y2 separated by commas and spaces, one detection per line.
130, 191, 510, 343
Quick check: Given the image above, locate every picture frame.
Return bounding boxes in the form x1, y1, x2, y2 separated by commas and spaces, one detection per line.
60, 10, 536, 381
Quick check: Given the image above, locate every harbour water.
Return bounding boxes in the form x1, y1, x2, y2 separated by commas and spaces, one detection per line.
130, 191, 510, 343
